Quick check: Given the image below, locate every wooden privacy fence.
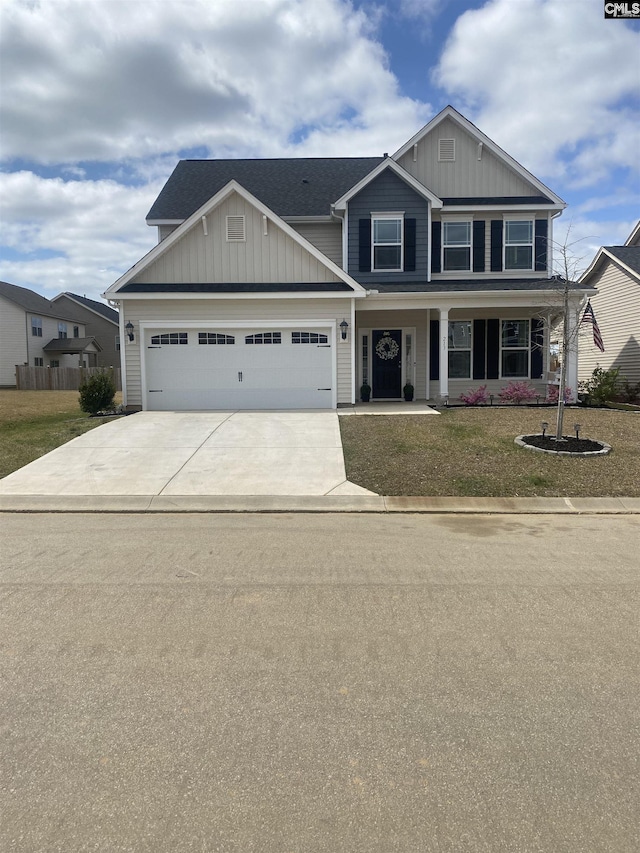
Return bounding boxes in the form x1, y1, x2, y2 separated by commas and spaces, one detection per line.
15, 366, 122, 392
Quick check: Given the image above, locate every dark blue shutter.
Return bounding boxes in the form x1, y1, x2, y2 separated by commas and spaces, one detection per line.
531, 318, 544, 378
535, 220, 548, 271
490, 220, 503, 272
431, 222, 441, 274
359, 219, 371, 272
430, 319, 440, 380
487, 319, 500, 379
473, 221, 485, 272
404, 218, 416, 272
473, 319, 486, 379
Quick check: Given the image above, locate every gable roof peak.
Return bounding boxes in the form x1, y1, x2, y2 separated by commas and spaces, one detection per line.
392, 105, 565, 208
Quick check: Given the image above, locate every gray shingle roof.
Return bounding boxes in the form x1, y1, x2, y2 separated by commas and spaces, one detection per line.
58, 293, 119, 323
42, 337, 102, 353
604, 246, 640, 275
146, 158, 384, 221
0, 280, 76, 320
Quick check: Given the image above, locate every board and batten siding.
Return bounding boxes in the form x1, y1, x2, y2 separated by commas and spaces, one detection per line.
397, 116, 541, 199
134, 192, 343, 285
0, 297, 28, 386
348, 169, 430, 285
579, 260, 640, 384
121, 298, 354, 408
290, 222, 342, 268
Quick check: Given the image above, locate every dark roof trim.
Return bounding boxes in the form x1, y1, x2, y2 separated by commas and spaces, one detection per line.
118, 282, 354, 293
441, 196, 553, 206
373, 278, 591, 293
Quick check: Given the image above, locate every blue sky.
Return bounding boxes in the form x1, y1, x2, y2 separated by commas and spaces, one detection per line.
1, 0, 638, 301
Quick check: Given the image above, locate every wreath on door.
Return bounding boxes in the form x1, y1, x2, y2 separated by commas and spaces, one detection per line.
375, 332, 400, 360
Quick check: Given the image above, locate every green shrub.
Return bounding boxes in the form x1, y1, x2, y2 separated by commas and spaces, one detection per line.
579, 366, 622, 406
78, 372, 116, 414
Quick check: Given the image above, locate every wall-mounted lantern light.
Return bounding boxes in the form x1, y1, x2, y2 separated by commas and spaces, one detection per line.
125, 321, 134, 342
340, 319, 348, 341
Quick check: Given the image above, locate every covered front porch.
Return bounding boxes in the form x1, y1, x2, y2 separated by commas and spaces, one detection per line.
353, 288, 584, 404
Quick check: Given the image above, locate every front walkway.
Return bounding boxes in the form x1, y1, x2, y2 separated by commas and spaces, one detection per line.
338, 400, 439, 415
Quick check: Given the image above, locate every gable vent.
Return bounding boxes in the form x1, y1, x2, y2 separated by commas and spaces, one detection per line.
226, 215, 246, 242
438, 138, 455, 162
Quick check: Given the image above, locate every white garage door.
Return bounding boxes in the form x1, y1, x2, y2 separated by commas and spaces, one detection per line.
144, 327, 334, 410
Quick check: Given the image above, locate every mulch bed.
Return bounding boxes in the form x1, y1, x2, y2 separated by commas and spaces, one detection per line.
520, 435, 606, 453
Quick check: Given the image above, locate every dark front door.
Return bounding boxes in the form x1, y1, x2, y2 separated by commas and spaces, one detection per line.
372, 329, 402, 398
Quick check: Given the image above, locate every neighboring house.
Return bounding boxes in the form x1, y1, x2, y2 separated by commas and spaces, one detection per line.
0, 281, 101, 387
50, 292, 121, 369
104, 105, 594, 412
578, 221, 640, 385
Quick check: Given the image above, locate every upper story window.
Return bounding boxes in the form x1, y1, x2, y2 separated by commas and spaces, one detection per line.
73, 326, 80, 338
442, 222, 471, 271
31, 316, 42, 337
504, 220, 533, 270
58, 322, 67, 339
372, 214, 403, 272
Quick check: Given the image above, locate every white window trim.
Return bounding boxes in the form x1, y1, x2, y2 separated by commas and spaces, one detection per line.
503, 217, 534, 272
499, 318, 530, 379
441, 219, 473, 274
371, 212, 404, 273
448, 320, 473, 380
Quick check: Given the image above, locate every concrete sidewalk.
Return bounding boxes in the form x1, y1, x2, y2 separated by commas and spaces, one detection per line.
1, 494, 638, 513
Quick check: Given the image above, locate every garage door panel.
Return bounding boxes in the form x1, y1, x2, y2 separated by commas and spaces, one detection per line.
144, 327, 334, 410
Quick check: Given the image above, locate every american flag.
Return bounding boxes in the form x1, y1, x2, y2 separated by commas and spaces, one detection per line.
581, 301, 604, 352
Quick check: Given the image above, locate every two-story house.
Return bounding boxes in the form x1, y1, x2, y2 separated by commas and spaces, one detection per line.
0, 281, 101, 387
51, 292, 120, 369
104, 106, 593, 411
578, 221, 640, 386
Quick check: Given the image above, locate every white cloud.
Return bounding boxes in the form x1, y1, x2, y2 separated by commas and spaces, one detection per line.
434, 0, 640, 187
0, 171, 160, 298
1, 0, 428, 163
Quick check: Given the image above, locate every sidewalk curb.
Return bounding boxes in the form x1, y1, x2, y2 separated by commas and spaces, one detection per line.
1, 495, 638, 514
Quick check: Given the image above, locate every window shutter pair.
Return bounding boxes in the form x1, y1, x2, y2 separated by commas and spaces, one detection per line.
358, 218, 416, 273
431, 221, 485, 273
490, 219, 548, 271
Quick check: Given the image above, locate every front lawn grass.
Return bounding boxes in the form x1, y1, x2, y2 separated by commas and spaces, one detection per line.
0, 390, 122, 479
339, 407, 640, 497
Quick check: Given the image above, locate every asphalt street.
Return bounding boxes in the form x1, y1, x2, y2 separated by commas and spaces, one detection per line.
1, 512, 639, 853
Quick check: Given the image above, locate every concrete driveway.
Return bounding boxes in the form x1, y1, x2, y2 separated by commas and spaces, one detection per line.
0, 411, 373, 497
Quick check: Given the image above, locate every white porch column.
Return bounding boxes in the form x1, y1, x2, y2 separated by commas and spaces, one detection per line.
565, 300, 579, 401
438, 307, 449, 400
